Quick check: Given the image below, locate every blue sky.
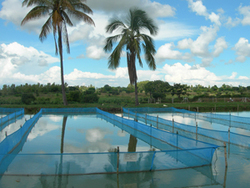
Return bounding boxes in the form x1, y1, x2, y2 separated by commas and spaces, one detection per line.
0, 0, 249, 88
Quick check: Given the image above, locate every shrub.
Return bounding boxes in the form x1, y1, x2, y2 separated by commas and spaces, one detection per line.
21, 93, 36, 105
81, 88, 99, 103
67, 91, 81, 102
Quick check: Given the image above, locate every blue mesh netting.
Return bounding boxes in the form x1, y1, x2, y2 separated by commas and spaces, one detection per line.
0, 108, 24, 126
123, 107, 250, 148
0, 108, 218, 175
125, 107, 250, 130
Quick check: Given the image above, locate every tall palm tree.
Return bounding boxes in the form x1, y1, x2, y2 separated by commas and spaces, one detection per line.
21, 0, 95, 105
104, 8, 158, 105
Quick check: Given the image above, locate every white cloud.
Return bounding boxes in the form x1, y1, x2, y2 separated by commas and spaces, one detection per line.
209, 12, 221, 26
177, 25, 219, 58
188, 0, 208, 17
157, 25, 221, 66
201, 57, 213, 67
161, 63, 247, 87
187, 0, 221, 26
86, 45, 108, 60
191, 26, 218, 56
154, 21, 198, 41
229, 72, 237, 79
177, 38, 193, 50
225, 17, 241, 27
0, 0, 47, 34
239, 76, 249, 80
239, 5, 250, 25
233, 37, 250, 62
213, 37, 228, 57
155, 43, 182, 60
0, 42, 59, 85
88, 0, 176, 18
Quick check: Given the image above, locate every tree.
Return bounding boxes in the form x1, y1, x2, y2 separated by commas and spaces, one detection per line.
171, 83, 187, 99
21, 0, 95, 105
104, 8, 158, 105
145, 80, 170, 100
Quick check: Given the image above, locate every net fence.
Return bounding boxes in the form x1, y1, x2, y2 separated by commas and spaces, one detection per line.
0, 108, 218, 176
125, 107, 250, 130
123, 107, 250, 148
0, 108, 24, 126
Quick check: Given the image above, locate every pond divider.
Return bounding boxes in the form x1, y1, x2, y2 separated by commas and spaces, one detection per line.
123, 107, 250, 148
0, 107, 219, 176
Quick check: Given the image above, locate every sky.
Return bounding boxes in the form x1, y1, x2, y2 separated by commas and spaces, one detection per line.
0, 0, 249, 88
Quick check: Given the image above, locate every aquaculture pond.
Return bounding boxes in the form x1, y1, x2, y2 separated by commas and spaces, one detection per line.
0, 111, 249, 188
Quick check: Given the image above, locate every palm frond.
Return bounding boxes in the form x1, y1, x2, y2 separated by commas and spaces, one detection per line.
129, 7, 158, 35
61, 11, 73, 26
67, 9, 95, 26
62, 21, 70, 54
106, 20, 126, 33
21, 6, 50, 25
103, 34, 123, 52
71, 2, 93, 14
140, 34, 156, 54
39, 16, 52, 41
142, 43, 156, 70
108, 35, 127, 69
22, 0, 49, 7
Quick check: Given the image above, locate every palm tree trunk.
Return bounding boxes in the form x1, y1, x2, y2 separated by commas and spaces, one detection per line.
58, 27, 68, 105
132, 55, 139, 106
134, 78, 139, 106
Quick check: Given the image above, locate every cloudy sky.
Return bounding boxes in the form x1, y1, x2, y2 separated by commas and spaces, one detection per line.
0, 0, 249, 88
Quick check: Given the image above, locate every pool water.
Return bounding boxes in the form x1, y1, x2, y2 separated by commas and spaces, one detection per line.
0, 111, 250, 188
19, 114, 157, 154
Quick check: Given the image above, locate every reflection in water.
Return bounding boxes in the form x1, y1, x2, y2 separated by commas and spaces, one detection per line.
2, 113, 247, 187
60, 116, 68, 154
128, 135, 137, 152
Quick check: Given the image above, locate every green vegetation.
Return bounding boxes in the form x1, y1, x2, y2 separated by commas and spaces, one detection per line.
0, 82, 250, 113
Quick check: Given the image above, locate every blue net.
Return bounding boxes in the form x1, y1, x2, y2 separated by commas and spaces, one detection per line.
125, 107, 250, 130
0, 108, 218, 175
0, 108, 24, 126
123, 107, 250, 148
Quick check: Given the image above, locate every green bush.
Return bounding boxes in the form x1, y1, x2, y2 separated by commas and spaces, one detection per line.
21, 93, 36, 105
80, 88, 99, 103
67, 91, 80, 102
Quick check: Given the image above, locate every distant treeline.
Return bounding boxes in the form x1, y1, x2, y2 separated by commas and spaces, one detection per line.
0, 81, 249, 105
0, 81, 249, 96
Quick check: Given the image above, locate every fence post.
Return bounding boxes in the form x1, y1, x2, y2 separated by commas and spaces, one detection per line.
117, 146, 120, 174
228, 127, 230, 143
156, 115, 158, 129
196, 122, 198, 140
176, 131, 179, 161
224, 142, 228, 168
229, 111, 231, 128
172, 118, 174, 133
145, 114, 147, 125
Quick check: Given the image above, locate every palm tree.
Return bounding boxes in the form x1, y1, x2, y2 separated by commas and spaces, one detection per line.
21, 0, 95, 105
104, 8, 158, 105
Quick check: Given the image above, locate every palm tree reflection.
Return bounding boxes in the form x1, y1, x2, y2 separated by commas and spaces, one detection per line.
40, 115, 69, 188
128, 135, 137, 152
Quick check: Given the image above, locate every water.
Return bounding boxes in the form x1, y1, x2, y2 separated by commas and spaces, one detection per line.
0, 111, 250, 187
